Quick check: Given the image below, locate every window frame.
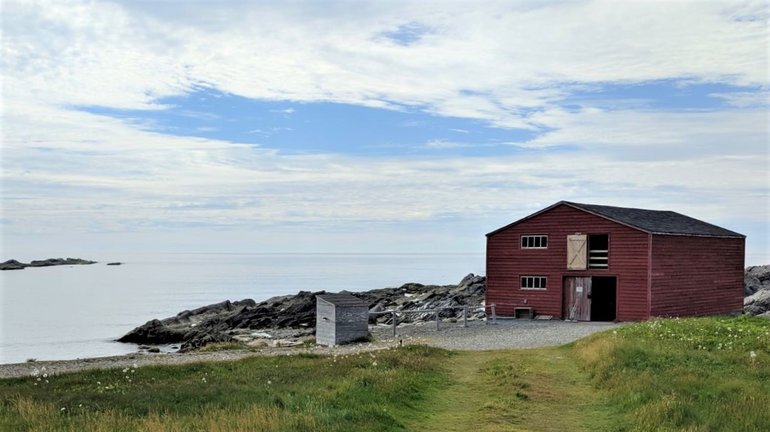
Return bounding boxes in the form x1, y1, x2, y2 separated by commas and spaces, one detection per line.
520, 235, 549, 249
520, 275, 548, 290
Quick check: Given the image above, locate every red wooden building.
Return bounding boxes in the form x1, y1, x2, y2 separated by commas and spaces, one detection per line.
486, 201, 745, 321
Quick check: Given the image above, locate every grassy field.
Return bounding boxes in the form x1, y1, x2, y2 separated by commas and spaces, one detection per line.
1, 316, 768, 431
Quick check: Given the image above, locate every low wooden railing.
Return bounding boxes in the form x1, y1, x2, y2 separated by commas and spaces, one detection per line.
369, 304, 497, 337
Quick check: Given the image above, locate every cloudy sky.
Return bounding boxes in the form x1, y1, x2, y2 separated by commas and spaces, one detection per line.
1, 0, 768, 263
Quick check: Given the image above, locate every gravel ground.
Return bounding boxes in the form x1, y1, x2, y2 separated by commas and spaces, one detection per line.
371, 318, 621, 350
0, 319, 619, 379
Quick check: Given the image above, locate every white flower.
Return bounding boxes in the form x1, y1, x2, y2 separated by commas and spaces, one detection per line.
267, 380, 272, 385
750, 351, 757, 359
60, 407, 66, 412
42, 373, 48, 378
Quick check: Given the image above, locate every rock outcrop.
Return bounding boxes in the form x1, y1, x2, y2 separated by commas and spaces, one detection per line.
0, 258, 97, 270
744, 265, 770, 317
118, 274, 487, 352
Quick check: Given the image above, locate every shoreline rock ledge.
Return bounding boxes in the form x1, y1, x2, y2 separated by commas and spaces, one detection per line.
118, 274, 487, 352
119, 266, 770, 352
0, 258, 97, 271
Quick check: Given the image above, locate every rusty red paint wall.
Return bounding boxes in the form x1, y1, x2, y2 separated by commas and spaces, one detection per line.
486, 204, 650, 321
650, 235, 744, 317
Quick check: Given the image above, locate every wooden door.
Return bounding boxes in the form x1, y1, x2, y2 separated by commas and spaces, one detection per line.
567, 235, 588, 270
564, 277, 592, 321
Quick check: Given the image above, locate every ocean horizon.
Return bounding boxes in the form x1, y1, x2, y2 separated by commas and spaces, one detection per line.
0, 252, 484, 364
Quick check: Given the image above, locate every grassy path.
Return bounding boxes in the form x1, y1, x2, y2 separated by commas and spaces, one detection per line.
407, 347, 613, 432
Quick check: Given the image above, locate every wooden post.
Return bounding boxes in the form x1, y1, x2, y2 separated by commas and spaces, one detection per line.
435, 309, 440, 331
463, 306, 467, 328
492, 304, 497, 324
392, 311, 397, 337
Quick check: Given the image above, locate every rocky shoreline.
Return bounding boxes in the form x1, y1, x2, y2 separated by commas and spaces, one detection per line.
118, 274, 486, 352
118, 266, 770, 354
0, 257, 97, 271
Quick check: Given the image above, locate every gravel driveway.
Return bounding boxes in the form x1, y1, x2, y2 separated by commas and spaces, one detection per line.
0, 319, 618, 379
370, 319, 620, 350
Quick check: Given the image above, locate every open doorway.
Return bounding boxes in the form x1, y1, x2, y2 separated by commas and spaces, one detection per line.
590, 276, 616, 321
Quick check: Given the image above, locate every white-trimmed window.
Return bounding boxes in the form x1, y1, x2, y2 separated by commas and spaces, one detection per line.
520, 276, 547, 290
521, 235, 548, 249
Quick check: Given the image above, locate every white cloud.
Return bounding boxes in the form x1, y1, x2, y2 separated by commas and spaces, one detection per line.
1, 0, 768, 262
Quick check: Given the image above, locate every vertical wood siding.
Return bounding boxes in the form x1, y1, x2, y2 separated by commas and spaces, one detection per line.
316, 299, 369, 346
650, 236, 745, 317
486, 204, 650, 321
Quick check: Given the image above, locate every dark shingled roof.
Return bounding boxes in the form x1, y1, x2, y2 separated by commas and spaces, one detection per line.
316, 293, 368, 307
564, 202, 744, 238
487, 201, 745, 238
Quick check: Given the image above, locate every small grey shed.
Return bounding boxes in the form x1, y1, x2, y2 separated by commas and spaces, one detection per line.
315, 293, 369, 346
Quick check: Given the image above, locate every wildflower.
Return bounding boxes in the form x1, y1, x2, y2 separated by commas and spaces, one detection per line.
60, 407, 66, 412
201, 377, 207, 383
750, 351, 757, 359
267, 380, 272, 385
31, 369, 40, 377
132, 363, 138, 369
372, 361, 378, 367
42, 373, 48, 378
122, 368, 128, 373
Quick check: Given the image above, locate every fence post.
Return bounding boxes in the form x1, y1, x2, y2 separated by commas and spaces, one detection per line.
435, 309, 440, 331
492, 304, 497, 324
392, 311, 397, 337
463, 306, 468, 328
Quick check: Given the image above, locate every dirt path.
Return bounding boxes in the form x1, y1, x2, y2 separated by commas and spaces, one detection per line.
406, 347, 613, 432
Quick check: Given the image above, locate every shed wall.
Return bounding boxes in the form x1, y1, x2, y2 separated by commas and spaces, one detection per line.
315, 300, 337, 346
486, 204, 650, 321
333, 306, 369, 345
650, 235, 744, 317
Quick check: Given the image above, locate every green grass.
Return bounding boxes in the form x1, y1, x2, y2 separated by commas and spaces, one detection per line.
0, 346, 450, 431
575, 315, 770, 432
1, 316, 768, 431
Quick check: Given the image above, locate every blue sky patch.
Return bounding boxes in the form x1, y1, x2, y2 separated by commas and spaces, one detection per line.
76, 80, 759, 157
561, 80, 760, 111
379, 22, 432, 46
78, 88, 542, 157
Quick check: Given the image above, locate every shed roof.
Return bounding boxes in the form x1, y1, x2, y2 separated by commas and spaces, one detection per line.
487, 201, 745, 238
316, 293, 368, 307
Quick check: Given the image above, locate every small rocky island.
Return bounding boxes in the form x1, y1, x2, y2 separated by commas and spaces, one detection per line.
0, 258, 97, 271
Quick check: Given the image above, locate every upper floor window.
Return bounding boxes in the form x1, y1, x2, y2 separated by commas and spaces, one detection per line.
521, 235, 548, 249
588, 234, 609, 269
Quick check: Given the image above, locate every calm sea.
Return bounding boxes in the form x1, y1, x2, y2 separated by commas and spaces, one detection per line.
0, 253, 484, 364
